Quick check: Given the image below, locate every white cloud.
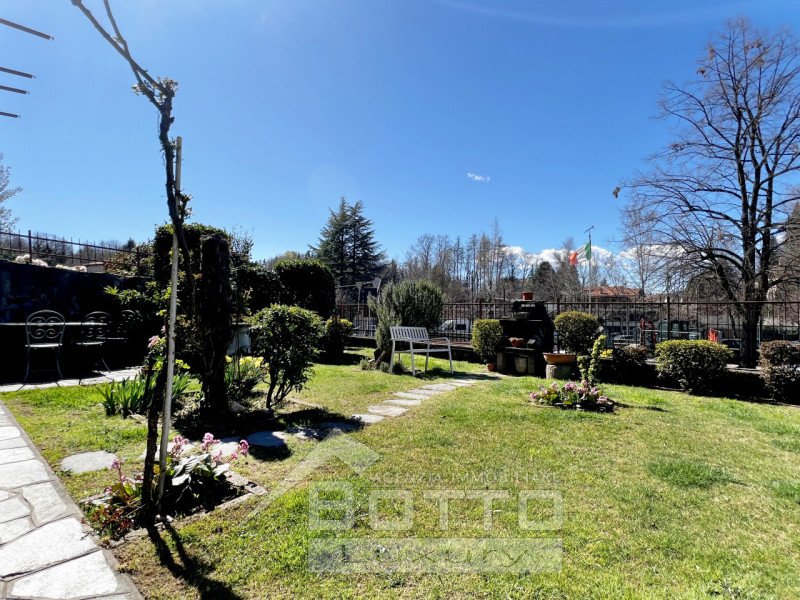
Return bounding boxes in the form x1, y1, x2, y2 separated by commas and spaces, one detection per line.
467, 172, 490, 182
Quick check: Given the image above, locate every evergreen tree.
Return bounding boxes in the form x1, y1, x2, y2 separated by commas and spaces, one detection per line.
312, 197, 384, 287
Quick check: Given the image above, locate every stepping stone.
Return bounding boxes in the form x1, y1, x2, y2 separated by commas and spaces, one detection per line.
367, 405, 408, 417
209, 441, 245, 458
287, 427, 324, 441
0, 517, 97, 577
244, 431, 289, 450
0, 459, 49, 488
0, 436, 26, 450
0, 516, 33, 543
421, 383, 457, 392
318, 421, 360, 433
0, 496, 30, 523
0, 446, 35, 465
352, 413, 385, 425
394, 391, 429, 401
21, 482, 69, 525
406, 388, 440, 396
0, 384, 22, 393
8, 549, 121, 599
60, 450, 118, 474
449, 380, 475, 387
385, 398, 422, 407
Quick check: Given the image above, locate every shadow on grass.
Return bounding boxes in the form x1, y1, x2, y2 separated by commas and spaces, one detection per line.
145, 523, 244, 600
616, 402, 668, 412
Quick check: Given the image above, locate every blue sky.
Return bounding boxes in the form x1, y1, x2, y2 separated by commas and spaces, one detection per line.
2, 0, 799, 261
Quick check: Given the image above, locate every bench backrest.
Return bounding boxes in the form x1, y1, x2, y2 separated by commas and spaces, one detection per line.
390, 326, 430, 341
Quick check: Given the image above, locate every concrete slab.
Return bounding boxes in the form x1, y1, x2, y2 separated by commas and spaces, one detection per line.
420, 383, 457, 392
0, 426, 21, 441
8, 549, 121, 599
368, 405, 408, 417
60, 450, 118, 474
0, 459, 50, 488
0, 497, 30, 523
0, 516, 32, 544
352, 413, 385, 425
0, 517, 97, 577
406, 388, 440, 396
384, 398, 422, 407
21, 482, 69, 525
0, 437, 26, 450
0, 445, 35, 465
393, 391, 430, 401
19, 382, 60, 390
0, 384, 22, 394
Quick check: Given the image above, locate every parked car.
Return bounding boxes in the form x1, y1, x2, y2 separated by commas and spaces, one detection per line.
438, 319, 473, 336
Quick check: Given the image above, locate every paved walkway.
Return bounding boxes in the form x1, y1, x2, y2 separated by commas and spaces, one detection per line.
0, 400, 141, 600
0, 368, 140, 394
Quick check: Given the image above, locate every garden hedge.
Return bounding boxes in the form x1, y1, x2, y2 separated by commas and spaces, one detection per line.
472, 319, 504, 364
759, 340, 800, 403
554, 311, 601, 354
655, 339, 732, 393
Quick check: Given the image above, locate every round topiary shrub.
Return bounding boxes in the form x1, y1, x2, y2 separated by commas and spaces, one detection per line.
472, 319, 504, 364
250, 305, 323, 414
611, 344, 650, 385
759, 340, 800, 403
655, 340, 733, 394
554, 311, 601, 354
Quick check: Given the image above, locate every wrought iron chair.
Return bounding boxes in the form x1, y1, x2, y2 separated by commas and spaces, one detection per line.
76, 311, 111, 374
24, 310, 66, 382
105, 309, 142, 364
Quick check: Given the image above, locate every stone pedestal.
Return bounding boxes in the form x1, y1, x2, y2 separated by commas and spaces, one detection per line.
545, 364, 573, 380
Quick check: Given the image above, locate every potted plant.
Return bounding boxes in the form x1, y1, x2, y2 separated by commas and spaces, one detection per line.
472, 319, 504, 371
509, 337, 526, 348
521, 291, 534, 301
544, 311, 601, 365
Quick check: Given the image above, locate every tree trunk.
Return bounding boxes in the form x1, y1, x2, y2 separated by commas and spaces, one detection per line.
140, 366, 166, 523
198, 234, 233, 415
739, 304, 761, 368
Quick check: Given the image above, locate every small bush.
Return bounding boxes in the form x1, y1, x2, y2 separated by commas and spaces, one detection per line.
554, 311, 601, 354
759, 341, 800, 403
274, 258, 336, 318
578, 335, 606, 385
322, 317, 354, 362
250, 305, 323, 414
368, 280, 444, 361
472, 319, 504, 364
101, 371, 190, 417
612, 345, 649, 385
655, 340, 732, 393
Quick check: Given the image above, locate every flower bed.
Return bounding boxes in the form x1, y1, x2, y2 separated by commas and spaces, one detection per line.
529, 380, 615, 412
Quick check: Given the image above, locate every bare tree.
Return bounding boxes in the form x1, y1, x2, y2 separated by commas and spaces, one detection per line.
0, 154, 20, 231
621, 19, 800, 366
71, 0, 193, 519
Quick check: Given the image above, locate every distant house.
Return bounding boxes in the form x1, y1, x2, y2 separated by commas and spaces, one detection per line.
582, 286, 641, 302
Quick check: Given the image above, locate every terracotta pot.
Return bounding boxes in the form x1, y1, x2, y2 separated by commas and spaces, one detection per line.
542, 352, 577, 365
487, 363, 497, 372
509, 337, 525, 348
521, 291, 534, 301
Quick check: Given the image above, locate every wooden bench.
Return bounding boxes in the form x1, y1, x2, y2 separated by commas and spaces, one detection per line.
389, 326, 453, 376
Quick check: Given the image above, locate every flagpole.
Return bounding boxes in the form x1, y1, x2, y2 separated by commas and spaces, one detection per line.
585, 225, 594, 314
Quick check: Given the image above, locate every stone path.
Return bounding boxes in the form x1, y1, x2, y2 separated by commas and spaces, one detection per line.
0, 368, 140, 394
350, 377, 484, 425
0, 400, 141, 600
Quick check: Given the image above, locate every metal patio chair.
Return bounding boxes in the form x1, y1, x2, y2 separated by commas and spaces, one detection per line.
76, 311, 111, 374
24, 310, 66, 382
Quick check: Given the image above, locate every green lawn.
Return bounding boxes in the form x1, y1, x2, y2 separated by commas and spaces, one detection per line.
4, 352, 800, 598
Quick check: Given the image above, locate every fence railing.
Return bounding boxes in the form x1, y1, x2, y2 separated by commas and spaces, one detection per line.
338, 298, 800, 349
0, 230, 147, 269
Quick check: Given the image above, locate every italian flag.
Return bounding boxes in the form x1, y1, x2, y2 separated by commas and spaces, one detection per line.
569, 240, 592, 266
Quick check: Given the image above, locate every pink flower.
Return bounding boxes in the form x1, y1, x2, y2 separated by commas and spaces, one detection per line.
147, 335, 161, 349
110, 458, 121, 471
238, 440, 250, 456
201, 432, 220, 452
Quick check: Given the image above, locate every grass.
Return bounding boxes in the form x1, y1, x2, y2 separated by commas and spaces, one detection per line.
4, 352, 800, 598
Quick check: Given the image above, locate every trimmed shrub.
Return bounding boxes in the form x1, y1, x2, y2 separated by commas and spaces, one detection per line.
655, 340, 732, 393
274, 258, 336, 318
759, 341, 800, 403
234, 263, 283, 314
472, 319, 504, 364
612, 344, 649, 385
322, 317, 354, 363
554, 311, 601, 354
250, 305, 323, 414
368, 280, 444, 361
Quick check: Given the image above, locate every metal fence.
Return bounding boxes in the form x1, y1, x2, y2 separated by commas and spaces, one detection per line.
0, 230, 147, 269
338, 297, 800, 349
